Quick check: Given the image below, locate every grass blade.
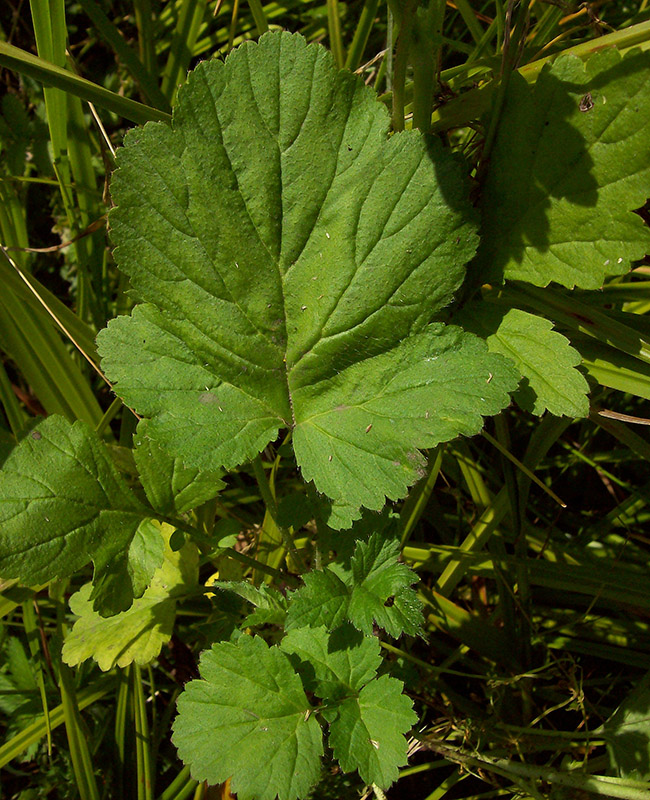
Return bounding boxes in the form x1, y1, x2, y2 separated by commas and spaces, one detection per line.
326, 0, 346, 69
247, 0, 269, 35
161, 0, 209, 103
0, 680, 113, 767
78, 0, 171, 111
133, 665, 154, 800
0, 41, 171, 124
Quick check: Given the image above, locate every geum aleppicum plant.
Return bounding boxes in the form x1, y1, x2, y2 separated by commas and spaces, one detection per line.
4, 26, 649, 800
0, 30, 520, 798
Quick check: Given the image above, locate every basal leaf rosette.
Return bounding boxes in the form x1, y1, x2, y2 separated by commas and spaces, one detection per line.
98, 31, 517, 521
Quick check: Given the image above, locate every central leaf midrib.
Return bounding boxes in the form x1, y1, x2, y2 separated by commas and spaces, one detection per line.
201, 66, 294, 425
275, 56, 366, 425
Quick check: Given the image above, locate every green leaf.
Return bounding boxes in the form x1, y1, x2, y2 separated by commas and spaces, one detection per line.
328, 674, 417, 788
346, 535, 422, 637
62, 523, 198, 671
459, 304, 590, 417
478, 48, 650, 289
97, 30, 517, 523
0, 416, 151, 610
121, 517, 165, 596
277, 493, 313, 531
286, 569, 351, 631
0, 639, 41, 762
287, 534, 423, 637
282, 626, 416, 787
0, 40, 170, 126
133, 420, 225, 515
89, 516, 165, 617
577, 336, 650, 401
282, 625, 380, 700
172, 635, 323, 800
214, 580, 288, 627
604, 670, 650, 779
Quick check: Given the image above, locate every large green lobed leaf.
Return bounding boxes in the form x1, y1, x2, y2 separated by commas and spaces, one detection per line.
478, 48, 650, 289
282, 625, 417, 788
98, 31, 517, 520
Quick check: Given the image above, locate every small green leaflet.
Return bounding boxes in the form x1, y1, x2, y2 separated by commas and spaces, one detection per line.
478, 48, 650, 289
172, 635, 323, 800
458, 304, 590, 417
328, 674, 417, 788
282, 625, 416, 789
62, 523, 198, 671
286, 534, 423, 637
0, 416, 154, 613
97, 30, 518, 524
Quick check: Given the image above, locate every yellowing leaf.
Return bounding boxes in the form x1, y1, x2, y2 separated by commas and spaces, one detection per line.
62, 523, 198, 671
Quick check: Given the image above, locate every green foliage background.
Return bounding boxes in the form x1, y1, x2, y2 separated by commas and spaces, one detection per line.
1, 1, 650, 799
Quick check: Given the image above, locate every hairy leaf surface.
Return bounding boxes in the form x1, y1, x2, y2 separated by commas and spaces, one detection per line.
172, 635, 323, 800
97, 31, 517, 521
0, 416, 151, 610
478, 48, 650, 289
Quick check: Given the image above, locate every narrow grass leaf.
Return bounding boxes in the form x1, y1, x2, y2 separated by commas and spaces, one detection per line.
0, 41, 170, 125
77, 0, 171, 111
